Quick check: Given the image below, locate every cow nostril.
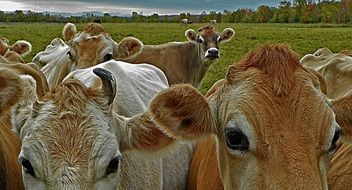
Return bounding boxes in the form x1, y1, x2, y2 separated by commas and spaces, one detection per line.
208, 49, 218, 55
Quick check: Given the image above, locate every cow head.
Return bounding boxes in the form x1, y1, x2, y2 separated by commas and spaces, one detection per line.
9, 68, 172, 189
0, 37, 32, 65
33, 22, 143, 89
149, 44, 352, 189
185, 25, 235, 62
63, 22, 143, 68
0, 37, 32, 57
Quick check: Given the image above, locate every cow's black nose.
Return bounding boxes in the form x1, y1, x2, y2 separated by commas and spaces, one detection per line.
206, 48, 219, 58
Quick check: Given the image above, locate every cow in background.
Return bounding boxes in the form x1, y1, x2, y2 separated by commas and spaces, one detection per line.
301, 48, 352, 190
124, 25, 235, 88
181, 18, 188, 25
0, 37, 32, 64
209, 19, 217, 25
32, 22, 144, 89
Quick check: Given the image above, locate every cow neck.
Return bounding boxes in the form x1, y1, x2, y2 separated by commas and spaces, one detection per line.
188, 42, 211, 89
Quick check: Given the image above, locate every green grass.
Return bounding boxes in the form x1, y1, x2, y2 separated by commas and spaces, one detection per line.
1, 22, 351, 93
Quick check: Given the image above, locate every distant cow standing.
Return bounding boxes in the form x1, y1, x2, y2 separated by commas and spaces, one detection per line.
209, 19, 217, 25
181, 18, 188, 25
124, 25, 235, 88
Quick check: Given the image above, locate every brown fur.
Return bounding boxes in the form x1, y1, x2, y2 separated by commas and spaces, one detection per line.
228, 44, 301, 96
0, 63, 49, 99
187, 137, 223, 190
332, 92, 352, 142
151, 44, 341, 189
0, 114, 24, 190
328, 144, 352, 190
150, 84, 216, 139
82, 22, 106, 36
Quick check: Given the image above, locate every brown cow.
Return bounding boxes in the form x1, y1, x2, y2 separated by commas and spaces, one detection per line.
301, 48, 352, 190
32, 22, 144, 89
0, 58, 49, 190
148, 44, 352, 189
124, 25, 235, 88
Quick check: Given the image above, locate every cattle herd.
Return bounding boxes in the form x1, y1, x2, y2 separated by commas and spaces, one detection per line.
0, 22, 351, 190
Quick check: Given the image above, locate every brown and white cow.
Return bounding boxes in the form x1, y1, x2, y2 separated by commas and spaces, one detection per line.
5, 59, 192, 189
0, 37, 32, 64
0, 59, 49, 190
32, 22, 143, 89
301, 48, 352, 190
148, 44, 352, 190
124, 25, 235, 88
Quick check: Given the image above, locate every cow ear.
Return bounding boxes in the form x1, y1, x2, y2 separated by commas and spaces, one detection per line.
331, 92, 352, 143
0, 69, 23, 115
185, 29, 197, 42
114, 37, 143, 60
63, 22, 77, 42
11, 75, 39, 138
119, 112, 174, 153
220, 28, 235, 43
149, 84, 217, 140
0, 37, 9, 56
10, 40, 32, 57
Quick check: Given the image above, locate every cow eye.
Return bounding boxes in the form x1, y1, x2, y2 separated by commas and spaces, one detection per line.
225, 128, 249, 152
19, 158, 35, 177
198, 38, 204, 44
104, 53, 113, 62
106, 156, 121, 175
329, 127, 341, 152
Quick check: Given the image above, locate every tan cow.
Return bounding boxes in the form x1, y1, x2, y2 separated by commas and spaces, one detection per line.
148, 44, 352, 190
301, 48, 352, 190
5, 60, 192, 189
124, 25, 235, 88
300, 48, 352, 99
0, 37, 32, 64
0, 58, 49, 190
32, 22, 143, 89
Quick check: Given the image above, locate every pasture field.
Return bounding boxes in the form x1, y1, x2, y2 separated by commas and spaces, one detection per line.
1, 22, 351, 93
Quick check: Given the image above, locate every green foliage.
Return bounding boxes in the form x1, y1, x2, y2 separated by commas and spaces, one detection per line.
1, 23, 351, 94
0, 1, 352, 24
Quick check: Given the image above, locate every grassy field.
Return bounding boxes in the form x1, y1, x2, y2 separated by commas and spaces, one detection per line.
1, 22, 351, 93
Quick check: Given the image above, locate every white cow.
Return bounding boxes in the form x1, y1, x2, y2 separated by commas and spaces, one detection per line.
181, 18, 188, 25
209, 19, 217, 25
10, 60, 193, 189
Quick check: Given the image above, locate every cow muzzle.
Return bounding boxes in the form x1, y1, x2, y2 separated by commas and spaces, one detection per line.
205, 48, 219, 59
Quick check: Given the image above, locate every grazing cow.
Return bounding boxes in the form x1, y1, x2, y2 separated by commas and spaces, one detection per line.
124, 25, 235, 88
32, 22, 143, 89
6, 60, 192, 189
148, 44, 352, 189
0, 37, 32, 64
181, 18, 188, 25
209, 19, 217, 25
0, 61, 49, 190
301, 48, 352, 190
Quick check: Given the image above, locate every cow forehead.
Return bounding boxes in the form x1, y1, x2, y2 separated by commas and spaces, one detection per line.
219, 68, 334, 149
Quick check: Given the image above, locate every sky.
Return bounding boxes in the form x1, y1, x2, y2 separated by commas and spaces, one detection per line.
0, 0, 280, 15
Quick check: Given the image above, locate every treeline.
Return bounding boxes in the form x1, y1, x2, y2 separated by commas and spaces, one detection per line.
0, 0, 351, 24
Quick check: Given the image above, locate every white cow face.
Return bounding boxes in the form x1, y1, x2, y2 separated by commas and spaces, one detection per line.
10, 69, 172, 190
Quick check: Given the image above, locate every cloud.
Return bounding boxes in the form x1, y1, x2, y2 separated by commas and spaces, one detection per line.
1, 0, 280, 15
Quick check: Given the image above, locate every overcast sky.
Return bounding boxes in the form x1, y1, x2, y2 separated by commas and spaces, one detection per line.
0, 0, 280, 15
